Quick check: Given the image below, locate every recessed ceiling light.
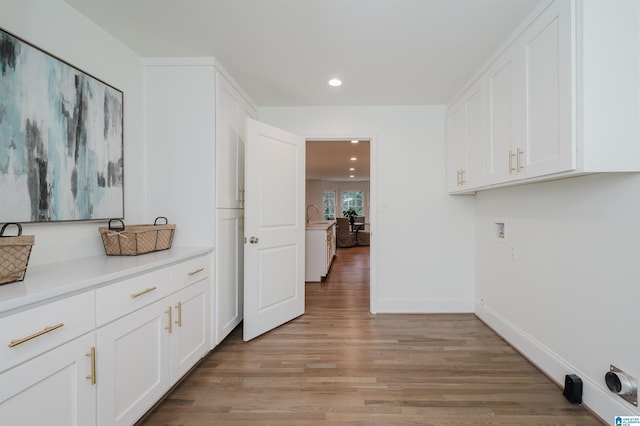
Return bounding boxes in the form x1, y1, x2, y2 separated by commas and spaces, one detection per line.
350, 157, 357, 161
349, 175, 355, 178
328, 78, 342, 87
349, 167, 355, 171
351, 140, 359, 143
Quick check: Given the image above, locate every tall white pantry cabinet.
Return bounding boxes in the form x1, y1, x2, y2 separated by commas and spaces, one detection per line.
144, 58, 257, 346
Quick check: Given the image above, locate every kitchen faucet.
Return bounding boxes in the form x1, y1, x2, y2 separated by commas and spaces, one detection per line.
306, 204, 320, 224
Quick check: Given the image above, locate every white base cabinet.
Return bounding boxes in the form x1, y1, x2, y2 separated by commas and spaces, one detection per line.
305, 221, 336, 282
0, 333, 97, 426
170, 279, 210, 383
0, 249, 212, 426
97, 298, 171, 426
97, 256, 211, 426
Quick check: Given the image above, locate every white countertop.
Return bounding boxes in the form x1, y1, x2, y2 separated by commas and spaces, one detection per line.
0, 246, 213, 316
305, 220, 336, 230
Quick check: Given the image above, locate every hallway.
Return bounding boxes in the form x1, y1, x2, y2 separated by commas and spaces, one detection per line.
140, 246, 602, 425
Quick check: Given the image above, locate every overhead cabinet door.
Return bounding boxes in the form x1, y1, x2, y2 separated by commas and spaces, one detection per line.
518, 0, 575, 178
486, 46, 519, 185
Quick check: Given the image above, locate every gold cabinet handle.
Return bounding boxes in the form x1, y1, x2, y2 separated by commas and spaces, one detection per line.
509, 150, 517, 174
187, 268, 204, 276
85, 347, 96, 385
130, 286, 157, 298
517, 148, 524, 171
175, 302, 182, 327
165, 307, 172, 333
9, 323, 64, 348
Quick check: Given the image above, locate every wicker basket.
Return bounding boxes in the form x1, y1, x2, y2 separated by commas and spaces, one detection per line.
99, 217, 175, 256
0, 223, 35, 285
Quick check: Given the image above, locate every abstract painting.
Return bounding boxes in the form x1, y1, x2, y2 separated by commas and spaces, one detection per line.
0, 28, 123, 222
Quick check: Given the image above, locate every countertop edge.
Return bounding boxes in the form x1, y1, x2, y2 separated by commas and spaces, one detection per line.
0, 246, 214, 315
305, 220, 336, 231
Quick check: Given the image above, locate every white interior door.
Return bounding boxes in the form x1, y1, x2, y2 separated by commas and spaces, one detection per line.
243, 118, 305, 341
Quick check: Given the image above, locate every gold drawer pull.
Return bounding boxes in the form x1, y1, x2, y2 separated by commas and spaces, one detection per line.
175, 302, 182, 327
509, 150, 516, 173
85, 347, 96, 385
187, 268, 204, 276
165, 307, 172, 333
9, 323, 64, 348
517, 148, 524, 171
130, 286, 157, 298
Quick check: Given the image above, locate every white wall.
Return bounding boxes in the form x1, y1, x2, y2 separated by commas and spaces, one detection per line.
475, 173, 640, 419
0, 0, 145, 266
260, 106, 476, 313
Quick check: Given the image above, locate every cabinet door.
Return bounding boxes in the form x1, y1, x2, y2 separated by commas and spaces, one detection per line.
170, 279, 210, 384
236, 102, 256, 208
0, 333, 96, 426
464, 80, 486, 189
448, 80, 486, 192
215, 208, 244, 344
326, 225, 335, 273
518, 0, 574, 178
446, 100, 467, 192
215, 75, 241, 208
485, 46, 520, 185
305, 229, 325, 282
216, 75, 244, 209
97, 299, 170, 426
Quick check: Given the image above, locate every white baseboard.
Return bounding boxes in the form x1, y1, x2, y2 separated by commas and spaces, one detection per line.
476, 302, 638, 423
375, 298, 473, 313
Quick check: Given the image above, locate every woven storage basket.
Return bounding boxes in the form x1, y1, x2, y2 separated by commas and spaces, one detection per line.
0, 223, 35, 285
99, 217, 175, 256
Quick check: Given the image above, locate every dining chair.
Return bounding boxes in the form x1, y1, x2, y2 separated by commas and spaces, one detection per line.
336, 217, 356, 248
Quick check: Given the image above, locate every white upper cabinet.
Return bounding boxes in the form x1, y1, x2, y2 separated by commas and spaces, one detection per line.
516, 0, 574, 180
447, 78, 486, 192
446, 101, 466, 192
485, 46, 519, 185
448, 0, 640, 193
216, 74, 257, 209
486, 0, 573, 186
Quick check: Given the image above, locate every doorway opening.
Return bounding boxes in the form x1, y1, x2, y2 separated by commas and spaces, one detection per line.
304, 139, 372, 304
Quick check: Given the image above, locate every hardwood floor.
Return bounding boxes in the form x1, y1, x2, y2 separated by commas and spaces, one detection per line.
140, 246, 603, 425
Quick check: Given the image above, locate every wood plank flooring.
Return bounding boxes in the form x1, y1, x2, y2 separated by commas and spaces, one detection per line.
140, 246, 603, 425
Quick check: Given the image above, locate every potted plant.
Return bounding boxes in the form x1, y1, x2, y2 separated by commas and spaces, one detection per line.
343, 207, 357, 225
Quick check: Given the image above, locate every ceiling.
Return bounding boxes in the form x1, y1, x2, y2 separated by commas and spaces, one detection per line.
306, 140, 370, 181
64, 0, 542, 107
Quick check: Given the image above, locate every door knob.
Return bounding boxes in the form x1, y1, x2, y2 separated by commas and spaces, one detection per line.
249, 236, 259, 244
